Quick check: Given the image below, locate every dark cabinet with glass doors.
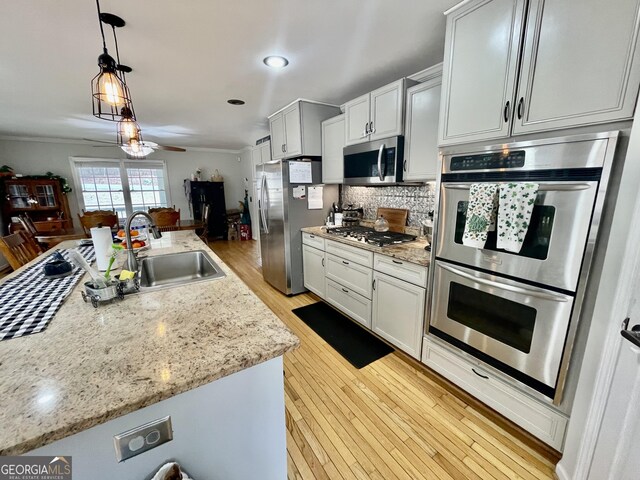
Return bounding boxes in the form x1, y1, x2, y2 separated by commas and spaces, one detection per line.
1, 178, 73, 233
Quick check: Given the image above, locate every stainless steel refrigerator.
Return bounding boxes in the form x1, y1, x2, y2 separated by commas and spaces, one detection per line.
256, 159, 338, 295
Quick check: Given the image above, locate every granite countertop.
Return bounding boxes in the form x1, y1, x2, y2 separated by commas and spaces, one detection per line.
0, 231, 299, 455
301, 226, 431, 267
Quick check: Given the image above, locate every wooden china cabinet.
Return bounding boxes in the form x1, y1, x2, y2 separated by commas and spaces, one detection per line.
2, 178, 73, 233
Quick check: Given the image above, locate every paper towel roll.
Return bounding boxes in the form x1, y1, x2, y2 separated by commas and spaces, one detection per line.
90, 226, 113, 272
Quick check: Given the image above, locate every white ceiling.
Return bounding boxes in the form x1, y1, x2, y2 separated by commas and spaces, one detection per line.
0, 0, 454, 150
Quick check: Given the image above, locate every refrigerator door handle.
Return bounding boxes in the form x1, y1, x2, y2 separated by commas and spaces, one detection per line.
260, 174, 269, 234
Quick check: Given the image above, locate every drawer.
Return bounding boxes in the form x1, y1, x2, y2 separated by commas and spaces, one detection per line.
325, 279, 372, 329
326, 239, 373, 267
325, 253, 373, 299
421, 336, 568, 451
374, 254, 428, 288
302, 232, 325, 250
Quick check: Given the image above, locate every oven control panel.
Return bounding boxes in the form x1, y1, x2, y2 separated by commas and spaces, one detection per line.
450, 150, 525, 171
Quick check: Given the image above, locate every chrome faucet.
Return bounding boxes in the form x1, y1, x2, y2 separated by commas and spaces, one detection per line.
124, 211, 162, 271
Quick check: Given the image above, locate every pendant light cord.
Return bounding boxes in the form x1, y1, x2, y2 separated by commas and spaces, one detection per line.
96, 0, 107, 53
111, 25, 121, 66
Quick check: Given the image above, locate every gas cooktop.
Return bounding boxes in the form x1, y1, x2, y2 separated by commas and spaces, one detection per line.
326, 226, 416, 247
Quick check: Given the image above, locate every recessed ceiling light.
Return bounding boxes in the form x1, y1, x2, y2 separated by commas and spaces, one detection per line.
227, 99, 245, 105
263, 56, 289, 69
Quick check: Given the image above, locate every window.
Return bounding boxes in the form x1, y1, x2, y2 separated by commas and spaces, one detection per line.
70, 158, 170, 220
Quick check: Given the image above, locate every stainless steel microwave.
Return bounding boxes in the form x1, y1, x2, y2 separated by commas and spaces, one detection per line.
343, 136, 404, 185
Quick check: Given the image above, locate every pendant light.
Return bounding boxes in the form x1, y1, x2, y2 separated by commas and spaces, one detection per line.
91, 0, 131, 121
116, 106, 141, 145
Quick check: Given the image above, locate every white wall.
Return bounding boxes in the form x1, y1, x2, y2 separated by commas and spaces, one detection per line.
0, 138, 247, 223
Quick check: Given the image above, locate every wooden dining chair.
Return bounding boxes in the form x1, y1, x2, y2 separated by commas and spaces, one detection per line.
78, 210, 119, 236
150, 209, 181, 231
198, 204, 210, 241
17, 214, 39, 237
149, 205, 177, 214
0, 231, 43, 270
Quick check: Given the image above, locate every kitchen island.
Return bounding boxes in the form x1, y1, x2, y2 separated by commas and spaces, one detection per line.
0, 231, 298, 479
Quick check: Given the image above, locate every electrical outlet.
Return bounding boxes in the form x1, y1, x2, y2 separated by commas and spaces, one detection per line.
113, 416, 173, 462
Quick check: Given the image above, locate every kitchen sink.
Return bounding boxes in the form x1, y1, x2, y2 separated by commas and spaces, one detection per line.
138, 250, 226, 291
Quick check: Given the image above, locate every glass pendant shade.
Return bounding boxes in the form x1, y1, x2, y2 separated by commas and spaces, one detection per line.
116, 107, 141, 145
121, 137, 155, 158
92, 52, 132, 121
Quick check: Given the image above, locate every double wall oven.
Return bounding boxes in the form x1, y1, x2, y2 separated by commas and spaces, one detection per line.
429, 132, 619, 405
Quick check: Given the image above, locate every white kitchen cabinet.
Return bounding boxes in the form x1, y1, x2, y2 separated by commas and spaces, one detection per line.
302, 244, 326, 298
251, 141, 271, 172
325, 253, 373, 299
514, 0, 640, 134
372, 271, 425, 359
404, 68, 442, 182
321, 114, 345, 184
269, 100, 341, 160
344, 79, 412, 146
345, 94, 371, 145
439, 0, 640, 146
422, 336, 568, 450
326, 278, 372, 328
438, 0, 525, 146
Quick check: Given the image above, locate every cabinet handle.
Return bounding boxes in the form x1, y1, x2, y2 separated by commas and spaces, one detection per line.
372, 279, 376, 290
472, 368, 490, 380
392, 259, 403, 265
369, 121, 375, 134
284, 144, 287, 153
364, 122, 369, 136
341, 287, 349, 293
342, 260, 349, 265
309, 235, 315, 238
403, 159, 407, 172
517, 97, 524, 120
503, 100, 510, 123
321, 258, 325, 267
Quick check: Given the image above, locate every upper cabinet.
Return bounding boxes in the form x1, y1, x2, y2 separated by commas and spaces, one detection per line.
439, 0, 640, 146
344, 79, 415, 146
269, 100, 341, 160
403, 65, 442, 182
322, 114, 345, 184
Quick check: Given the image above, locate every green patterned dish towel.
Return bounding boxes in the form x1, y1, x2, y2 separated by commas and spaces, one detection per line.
497, 183, 539, 253
462, 183, 499, 248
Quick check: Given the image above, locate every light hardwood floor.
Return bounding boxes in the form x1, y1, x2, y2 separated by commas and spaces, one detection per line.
209, 239, 560, 480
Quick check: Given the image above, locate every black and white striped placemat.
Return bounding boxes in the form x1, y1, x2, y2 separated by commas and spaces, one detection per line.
0, 246, 95, 341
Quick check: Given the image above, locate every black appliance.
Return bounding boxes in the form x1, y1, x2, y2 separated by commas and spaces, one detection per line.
326, 226, 416, 247
185, 180, 227, 239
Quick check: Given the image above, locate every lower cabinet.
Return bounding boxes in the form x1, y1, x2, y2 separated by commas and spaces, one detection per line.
326, 278, 372, 328
372, 271, 425, 359
302, 244, 325, 298
422, 336, 568, 450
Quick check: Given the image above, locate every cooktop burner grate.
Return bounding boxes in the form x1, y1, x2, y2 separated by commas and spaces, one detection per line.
326, 226, 416, 247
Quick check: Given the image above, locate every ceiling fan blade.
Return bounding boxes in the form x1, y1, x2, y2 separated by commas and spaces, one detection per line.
156, 145, 186, 152
83, 138, 118, 145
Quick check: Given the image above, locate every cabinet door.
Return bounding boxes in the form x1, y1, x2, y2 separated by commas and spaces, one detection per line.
372, 271, 425, 359
6, 183, 32, 209
321, 114, 345, 184
302, 244, 325, 298
269, 114, 285, 160
251, 147, 263, 173
404, 78, 442, 181
370, 80, 404, 141
514, 0, 640, 134
283, 103, 302, 157
438, 0, 526, 146
260, 141, 271, 164
344, 93, 370, 146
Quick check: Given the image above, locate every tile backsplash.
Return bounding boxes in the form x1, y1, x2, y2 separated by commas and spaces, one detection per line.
341, 183, 436, 227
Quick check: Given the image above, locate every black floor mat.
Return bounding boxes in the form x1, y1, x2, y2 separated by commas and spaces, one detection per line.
292, 302, 393, 369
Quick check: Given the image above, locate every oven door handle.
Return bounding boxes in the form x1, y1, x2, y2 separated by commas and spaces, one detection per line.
438, 263, 570, 302
443, 183, 592, 192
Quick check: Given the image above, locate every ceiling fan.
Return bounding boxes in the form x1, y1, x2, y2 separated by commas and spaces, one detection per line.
84, 138, 186, 158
